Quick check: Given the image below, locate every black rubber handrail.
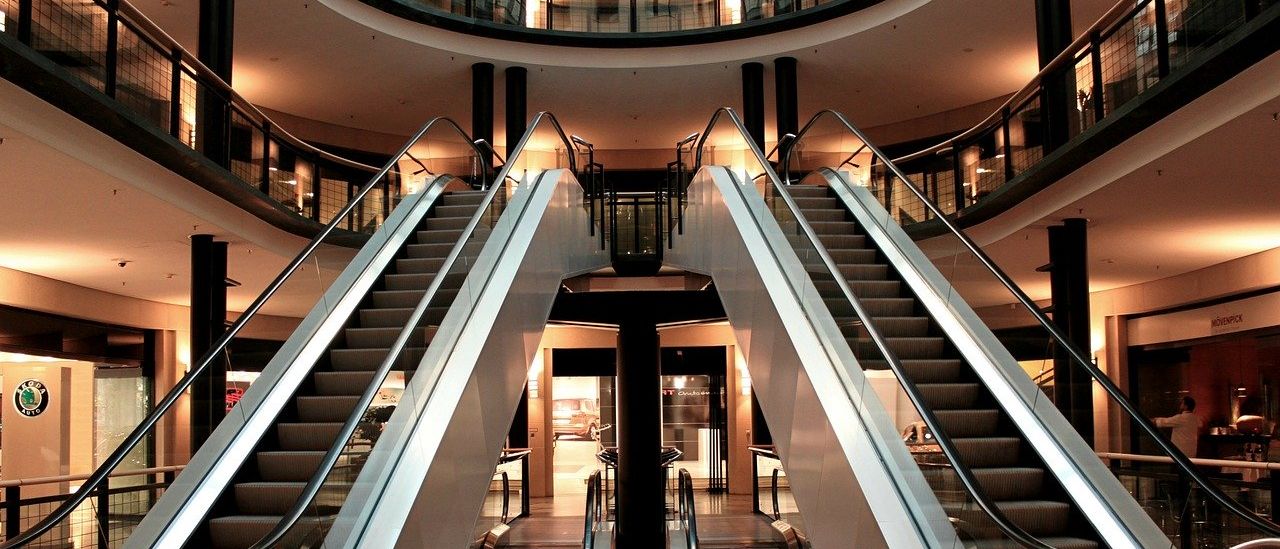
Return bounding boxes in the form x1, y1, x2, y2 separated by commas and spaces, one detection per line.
248, 111, 579, 548
783, 108, 1280, 537
0, 116, 488, 549
692, 107, 1054, 548
678, 469, 699, 549
583, 470, 602, 549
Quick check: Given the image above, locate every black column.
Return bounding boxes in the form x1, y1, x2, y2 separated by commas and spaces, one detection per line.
1047, 218, 1093, 445
472, 62, 495, 168
773, 57, 798, 144
508, 386, 529, 448
1035, 0, 1074, 152
750, 393, 772, 445
505, 66, 528, 158
741, 62, 765, 152
196, 0, 234, 168
190, 237, 228, 449
615, 317, 663, 549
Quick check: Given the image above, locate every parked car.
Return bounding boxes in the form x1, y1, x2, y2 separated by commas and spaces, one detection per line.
553, 398, 601, 440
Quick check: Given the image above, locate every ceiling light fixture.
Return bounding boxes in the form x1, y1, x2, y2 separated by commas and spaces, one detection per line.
285, 179, 297, 185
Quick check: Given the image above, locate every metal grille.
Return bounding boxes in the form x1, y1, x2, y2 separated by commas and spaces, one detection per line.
1007, 96, 1044, 178
114, 21, 171, 130
0, 0, 17, 36
1166, 0, 1245, 70
228, 108, 262, 187
177, 69, 198, 149
318, 176, 351, 228
30, 0, 109, 92
547, 0, 628, 32
1072, 52, 1098, 134
1097, 3, 1156, 117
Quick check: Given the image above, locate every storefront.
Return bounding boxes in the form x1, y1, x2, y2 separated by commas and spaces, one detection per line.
1128, 290, 1280, 461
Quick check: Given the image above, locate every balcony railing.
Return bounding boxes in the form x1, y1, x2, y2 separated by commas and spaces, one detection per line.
0, 0, 489, 234
370, 0, 879, 39
786, 0, 1279, 227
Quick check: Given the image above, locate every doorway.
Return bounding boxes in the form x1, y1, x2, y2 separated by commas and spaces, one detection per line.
661, 347, 729, 492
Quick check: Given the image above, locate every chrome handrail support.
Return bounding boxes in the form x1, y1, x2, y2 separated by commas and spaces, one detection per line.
6, 116, 482, 549
801, 107, 1280, 537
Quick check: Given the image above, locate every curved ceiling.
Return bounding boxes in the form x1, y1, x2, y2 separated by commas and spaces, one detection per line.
130, 0, 1114, 151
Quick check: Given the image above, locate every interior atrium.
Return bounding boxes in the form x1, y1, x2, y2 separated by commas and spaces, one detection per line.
1, 0, 1279, 547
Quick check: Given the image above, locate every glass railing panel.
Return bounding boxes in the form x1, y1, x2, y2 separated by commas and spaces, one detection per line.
0, 118, 483, 548
1071, 50, 1099, 135
268, 116, 570, 546
790, 110, 1280, 546
752, 449, 806, 533
1165, 0, 1246, 71
469, 451, 529, 541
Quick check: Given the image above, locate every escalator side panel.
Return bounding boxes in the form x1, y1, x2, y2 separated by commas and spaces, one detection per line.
665, 167, 956, 549
328, 169, 608, 549
819, 170, 1168, 547
127, 181, 452, 549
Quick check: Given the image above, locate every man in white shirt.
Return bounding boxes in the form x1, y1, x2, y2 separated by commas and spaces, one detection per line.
1155, 396, 1202, 458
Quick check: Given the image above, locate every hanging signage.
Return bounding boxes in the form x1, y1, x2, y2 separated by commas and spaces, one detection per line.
13, 379, 50, 418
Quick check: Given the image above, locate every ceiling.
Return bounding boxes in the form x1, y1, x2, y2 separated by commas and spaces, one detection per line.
128, 0, 1116, 150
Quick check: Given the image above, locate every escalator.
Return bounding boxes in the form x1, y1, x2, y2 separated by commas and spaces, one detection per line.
200, 188, 485, 547
667, 108, 1280, 548
784, 182, 1099, 547
0, 114, 607, 549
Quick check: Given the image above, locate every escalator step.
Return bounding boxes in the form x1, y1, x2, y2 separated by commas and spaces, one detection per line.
234, 482, 305, 515
807, 220, 857, 235
809, 234, 866, 249
849, 336, 944, 359
404, 241, 483, 259
424, 216, 470, 231
866, 316, 930, 337
784, 186, 829, 198
277, 422, 344, 451
796, 208, 847, 222
296, 395, 361, 422
922, 467, 1047, 502
416, 229, 465, 244
344, 326, 435, 349
916, 382, 981, 409
967, 537, 1097, 549
330, 347, 425, 371
256, 451, 325, 482
313, 371, 376, 395
933, 409, 1000, 437
825, 248, 878, 264
394, 257, 447, 274
836, 263, 889, 280
949, 437, 1022, 468
442, 191, 487, 206
383, 272, 466, 291
857, 359, 963, 382
433, 204, 480, 218
944, 499, 1072, 538
790, 196, 841, 209
358, 306, 446, 328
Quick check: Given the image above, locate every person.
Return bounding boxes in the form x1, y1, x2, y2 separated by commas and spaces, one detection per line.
1154, 396, 1202, 458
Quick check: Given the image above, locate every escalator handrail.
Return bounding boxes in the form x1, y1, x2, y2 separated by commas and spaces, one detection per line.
584, 470, 602, 549
784, 108, 1280, 537
693, 107, 1053, 549
678, 469, 699, 549
248, 112, 578, 548
0, 116, 487, 549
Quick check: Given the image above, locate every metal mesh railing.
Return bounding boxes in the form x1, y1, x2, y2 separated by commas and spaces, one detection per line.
884, 0, 1277, 224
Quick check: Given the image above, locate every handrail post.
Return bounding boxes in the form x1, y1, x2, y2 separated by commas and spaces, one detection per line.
1154, 0, 1171, 78
770, 468, 781, 520
1089, 30, 1105, 122
169, 48, 184, 140
1001, 107, 1014, 183
260, 122, 273, 195
5, 486, 19, 540
16, 0, 31, 44
104, 0, 120, 98
500, 471, 510, 523
521, 455, 531, 518
96, 478, 110, 548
